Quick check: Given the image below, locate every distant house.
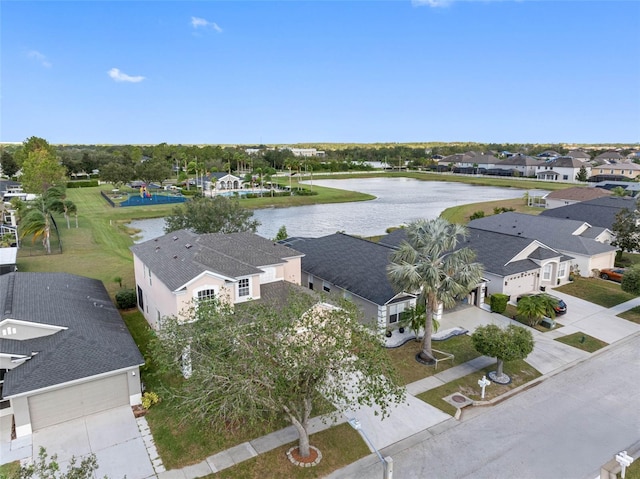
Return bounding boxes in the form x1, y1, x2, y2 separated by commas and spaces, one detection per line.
130, 230, 304, 329
467, 212, 616, 278
492, 154, 540, 177
205, 172, 243, 191
566, 150, 591, 162
1, 273, 144, 437
539, 196, 638, 230
591, 162, 640, 180
281, 233, 419, 330
535, 157, 587, 183
537, 150, 561, 159
594, 181, 640, 197
544, 186, 612, 209
594, 151, 625, 164
0, 247, 17, 275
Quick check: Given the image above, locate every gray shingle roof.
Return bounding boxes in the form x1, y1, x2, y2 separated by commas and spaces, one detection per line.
379, 227, 567, 277
467, 212, 616, 256
539, 196, 637, 230
282, 233, 405, 306
130, 230, 304, 291
1, 272, 144, 397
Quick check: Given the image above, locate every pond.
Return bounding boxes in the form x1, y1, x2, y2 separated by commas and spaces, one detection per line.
129, 177, 546, 242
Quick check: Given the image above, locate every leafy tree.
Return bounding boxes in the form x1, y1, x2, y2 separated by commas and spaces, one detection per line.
516, 294, 558, 327
621, 264, 640, 295
164, 196, 260, 234
387, 218, 484, 365
152, 292, 404, 459
575, 165, 589, 182
14, 136, 56, 166
274, 225, 288, 241
135, 158, 172, 185
1, 150, 19, 177
611, 204, 640, 262
20, 148, 66, 195
471, 324, 534, 382
12, 446, 98, 479
100, 162, 135, 186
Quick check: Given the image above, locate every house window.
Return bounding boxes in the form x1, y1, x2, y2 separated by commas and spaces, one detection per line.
197, 289, 216, 303
388, 303, 406, 324
323, 281, 331, 293
137, 285, 144, 310
558, 263, 567, 278
308, 276, 314, 290
542, 264, 552, 281
148, 268, 152, 286
562, 175, 568, 180
238, 278, 250, 297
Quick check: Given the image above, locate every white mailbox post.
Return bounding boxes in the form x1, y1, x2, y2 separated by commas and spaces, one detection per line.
478, 375, 491, 399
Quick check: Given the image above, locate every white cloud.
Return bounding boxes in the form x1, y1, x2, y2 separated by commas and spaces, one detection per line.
107, 68, 145, 83
27, 50, 52, 68
191, 16, 222, 33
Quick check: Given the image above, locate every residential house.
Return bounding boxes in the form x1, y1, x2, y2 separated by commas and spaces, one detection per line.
467, 212, 616, 278
130, 230, 304, 329
492, 154, 541, 177
590, 161, 640, 181
380, 228, 573, 301
594, 151, 625, 164
0, 272, 144, 437
540, 196, 638, 230
0, 247, 17, 275
566, 150, 591, 162
594, 181, 640, 197
280, 233, 418, 330
535, 157, 587, 183
544, 186, 612, 209
537, 150, 561, 159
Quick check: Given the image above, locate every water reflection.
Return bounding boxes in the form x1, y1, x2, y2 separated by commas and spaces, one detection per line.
129, 177, 545, 242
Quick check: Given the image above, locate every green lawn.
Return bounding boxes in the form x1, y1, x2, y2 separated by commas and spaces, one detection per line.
210, 423, 369, 479
619, 306, 640, 325
554, 333, 608, 353
385, 335, 481, 385
555, 277, 637, 308
416, 360, 541, 416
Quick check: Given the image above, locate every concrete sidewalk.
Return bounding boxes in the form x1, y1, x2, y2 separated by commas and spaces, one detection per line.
154, 294, 640, 478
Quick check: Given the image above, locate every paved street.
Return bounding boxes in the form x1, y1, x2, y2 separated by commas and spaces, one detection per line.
327, 332, 640, 479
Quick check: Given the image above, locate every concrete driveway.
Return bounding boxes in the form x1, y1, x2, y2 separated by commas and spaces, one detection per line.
32, 406, 155, 479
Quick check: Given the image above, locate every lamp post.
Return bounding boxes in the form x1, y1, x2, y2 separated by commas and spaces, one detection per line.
348, 418, 393, 479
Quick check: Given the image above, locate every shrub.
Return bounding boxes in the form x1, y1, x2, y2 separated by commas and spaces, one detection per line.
67, 180, 99, 188
115, 289, 137, 309
142, 391, 160, 409
469, 211, 485, 220
490, 293, 509, 314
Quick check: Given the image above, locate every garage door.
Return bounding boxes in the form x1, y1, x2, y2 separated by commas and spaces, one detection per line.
28, 374, 129, 431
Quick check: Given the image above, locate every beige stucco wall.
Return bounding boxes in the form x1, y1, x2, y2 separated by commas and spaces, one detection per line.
133, 254, 180, 329
281, 257, 302, 285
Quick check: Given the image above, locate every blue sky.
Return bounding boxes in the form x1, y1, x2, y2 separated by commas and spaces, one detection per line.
2, 1, 639, 145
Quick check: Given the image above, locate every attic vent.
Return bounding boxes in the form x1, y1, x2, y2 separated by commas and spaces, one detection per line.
172, 236, 178, 241
185, 243, 193, 249
155, 246, 160, 251
173, 255, 178, 259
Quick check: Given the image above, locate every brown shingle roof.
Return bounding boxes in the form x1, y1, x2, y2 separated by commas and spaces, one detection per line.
545, 187, 612, 202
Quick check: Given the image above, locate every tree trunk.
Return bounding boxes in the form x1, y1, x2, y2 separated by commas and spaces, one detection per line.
418, 298, 436, 364
496, 358, 504, 377
283, 399, 312, 458
64, 213, 70, 229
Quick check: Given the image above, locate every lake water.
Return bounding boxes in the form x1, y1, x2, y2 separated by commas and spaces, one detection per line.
129, 177, 545, 242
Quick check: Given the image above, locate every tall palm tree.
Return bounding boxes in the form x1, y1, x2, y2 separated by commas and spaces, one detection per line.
387, 218, 484, 365
20, 207, 52, 253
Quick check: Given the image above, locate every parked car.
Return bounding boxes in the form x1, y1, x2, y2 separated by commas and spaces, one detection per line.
517, 293, 567, 315
600, 268, 625, 283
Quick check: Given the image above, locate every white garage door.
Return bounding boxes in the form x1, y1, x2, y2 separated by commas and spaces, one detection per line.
28, 374, 129, 431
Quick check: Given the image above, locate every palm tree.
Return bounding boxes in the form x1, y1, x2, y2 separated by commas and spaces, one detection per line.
387, 218, 484, 365
517, 294, 558, 327
20, 207, 52, 253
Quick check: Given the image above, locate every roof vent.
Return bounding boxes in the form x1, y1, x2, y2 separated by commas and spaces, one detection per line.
185, 243, 192, 249
173, 255, 178, 259
155, 246, 160, 251
173, 236, 178, 241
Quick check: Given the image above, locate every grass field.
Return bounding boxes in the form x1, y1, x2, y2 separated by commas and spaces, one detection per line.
416, 359, 541, 416
555, 277, 637, 308
554, 333, 608, 353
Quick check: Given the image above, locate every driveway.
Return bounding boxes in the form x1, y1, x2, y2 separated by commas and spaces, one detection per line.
32, 406, 155, 479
